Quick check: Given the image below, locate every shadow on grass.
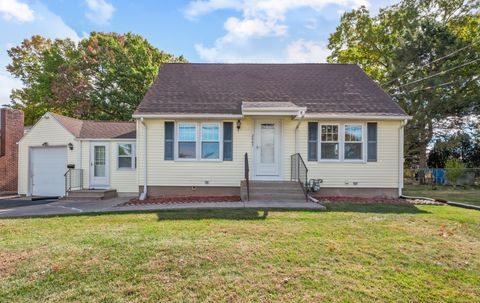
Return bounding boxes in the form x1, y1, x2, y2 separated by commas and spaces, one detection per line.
326, 203, 431, 214
156, 208, 270, 221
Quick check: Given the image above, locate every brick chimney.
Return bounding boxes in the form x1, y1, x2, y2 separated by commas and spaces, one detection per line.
0, 108, 24, 194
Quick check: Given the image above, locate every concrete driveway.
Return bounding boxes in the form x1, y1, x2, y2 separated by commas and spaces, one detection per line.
0, 197, 127, 218
0, 196, 325, 218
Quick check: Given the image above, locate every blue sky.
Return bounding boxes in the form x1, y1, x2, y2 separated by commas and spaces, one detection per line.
0, 0, 397, 104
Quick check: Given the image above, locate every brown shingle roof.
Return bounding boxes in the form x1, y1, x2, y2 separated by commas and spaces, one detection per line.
135, 63, 408, 117
50, 113, 136, 139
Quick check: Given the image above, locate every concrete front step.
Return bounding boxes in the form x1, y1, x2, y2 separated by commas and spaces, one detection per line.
241, 180, 307, 202
65, 189, 117, 200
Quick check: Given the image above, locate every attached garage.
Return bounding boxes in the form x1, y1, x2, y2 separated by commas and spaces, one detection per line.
31, 146, 68, 196
18, 112, 138, 197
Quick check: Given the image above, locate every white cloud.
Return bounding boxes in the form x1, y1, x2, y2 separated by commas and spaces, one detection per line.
0, 2, 80, 105
0, 0, 34, 22
188, 0, 369, 62
225, 17, 286, 37
185, 0, 242, 20
85, 0, 115, 25
286, 39, 329, 62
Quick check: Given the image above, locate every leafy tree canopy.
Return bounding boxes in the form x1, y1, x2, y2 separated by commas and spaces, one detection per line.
328, 0, 480, 167
7, 32, 187, 125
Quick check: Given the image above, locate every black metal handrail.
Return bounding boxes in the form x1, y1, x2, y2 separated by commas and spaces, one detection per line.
64, 168, 84, 193
291, 153, 308, 201
244, 152, 250, 201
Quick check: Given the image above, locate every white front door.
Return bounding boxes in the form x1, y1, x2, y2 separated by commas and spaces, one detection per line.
90, 142, 109, 188
254, 119, 281, 178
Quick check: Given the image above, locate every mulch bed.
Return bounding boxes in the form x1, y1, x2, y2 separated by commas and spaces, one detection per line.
122, 196, 242, 206
316, 196, 445, 205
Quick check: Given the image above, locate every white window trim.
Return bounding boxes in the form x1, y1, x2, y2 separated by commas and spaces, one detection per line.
318, 122, 367, 163
175, 121, 223, 162
117, 143, 136, 170
319, 123, 341, 162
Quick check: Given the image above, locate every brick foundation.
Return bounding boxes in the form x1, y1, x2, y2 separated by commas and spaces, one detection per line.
0, 108, 24, 194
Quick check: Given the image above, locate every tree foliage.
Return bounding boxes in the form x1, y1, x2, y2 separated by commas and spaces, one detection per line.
7, 32, 187, 125
327, 0, 480, 167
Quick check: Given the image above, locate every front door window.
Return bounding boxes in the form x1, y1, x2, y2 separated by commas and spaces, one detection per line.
260, 124, 275, 164
94, 145, 106, 177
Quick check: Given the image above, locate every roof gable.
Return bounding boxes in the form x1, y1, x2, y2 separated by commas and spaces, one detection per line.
135, 63, 408, 117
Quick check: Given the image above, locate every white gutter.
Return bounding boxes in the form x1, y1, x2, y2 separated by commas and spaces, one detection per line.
398, 119, 407, 197
303, 113, 412, 120
294, 110, 306, 153
139, 117, 148, 200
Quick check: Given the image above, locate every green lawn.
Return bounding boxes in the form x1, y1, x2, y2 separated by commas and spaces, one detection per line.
1, 205, 479, 302
404, 184, 480, 206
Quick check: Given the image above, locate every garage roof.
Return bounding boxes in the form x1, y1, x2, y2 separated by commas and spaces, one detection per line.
49, 113, 136, 139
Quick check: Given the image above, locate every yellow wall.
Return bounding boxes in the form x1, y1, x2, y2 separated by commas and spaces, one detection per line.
18, 115, 77, 195
18, 114, 138, 195
137, 118, 402, 189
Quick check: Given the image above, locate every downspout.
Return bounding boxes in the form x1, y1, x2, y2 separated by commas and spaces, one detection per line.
294, 110, 306, 154
398, 119, 407, 197
139, 117, 148, 200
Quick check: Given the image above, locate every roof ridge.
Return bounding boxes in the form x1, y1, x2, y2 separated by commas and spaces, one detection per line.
49, 112, 134, 124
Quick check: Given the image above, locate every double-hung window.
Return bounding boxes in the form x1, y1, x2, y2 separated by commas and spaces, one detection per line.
320, 124, 339, 160
344, 124, 363, 160
201, 123, 220, 159
118, 143, 136, 169
178, 123, 197, 159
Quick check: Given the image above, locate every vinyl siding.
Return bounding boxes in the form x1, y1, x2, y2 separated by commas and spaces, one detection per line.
291, 119, 402, 188
138, 118, 402, 189
18, 114, 137, 195
18, 115, 77, 195
80, 140, 138, 193
137, 118, 253, 187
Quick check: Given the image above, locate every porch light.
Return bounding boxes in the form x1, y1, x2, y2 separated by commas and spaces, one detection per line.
68, 142, 74, 150
236, 119, 241, 131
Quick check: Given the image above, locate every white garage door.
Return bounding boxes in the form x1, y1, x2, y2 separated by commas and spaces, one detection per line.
31, 146, 68, 196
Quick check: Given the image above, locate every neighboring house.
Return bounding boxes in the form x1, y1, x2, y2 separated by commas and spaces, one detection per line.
18, 113, 136, 197
18, 63, 411, 199
0, 108, 24, 195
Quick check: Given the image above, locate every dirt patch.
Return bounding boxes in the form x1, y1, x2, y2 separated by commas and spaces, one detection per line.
317, 196, 444, 205
0, 250, 35, 277
121, 196, 242, 206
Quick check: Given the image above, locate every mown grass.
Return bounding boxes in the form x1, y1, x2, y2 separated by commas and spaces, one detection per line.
1, 205, 479, 302
404, 184, 480, 206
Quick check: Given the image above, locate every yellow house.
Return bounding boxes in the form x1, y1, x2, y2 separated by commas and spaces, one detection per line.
18, 63, 411, 200
133, 63, 410, 200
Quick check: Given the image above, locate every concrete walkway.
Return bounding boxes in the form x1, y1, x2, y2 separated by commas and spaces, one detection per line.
0, 197, 325, 218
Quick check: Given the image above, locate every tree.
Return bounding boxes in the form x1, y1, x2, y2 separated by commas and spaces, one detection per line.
445, 159, 466, 188
7, 32, 187, 125
327, 0, 480, 168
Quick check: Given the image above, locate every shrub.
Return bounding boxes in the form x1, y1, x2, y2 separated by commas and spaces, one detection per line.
445, 159, 465, 188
